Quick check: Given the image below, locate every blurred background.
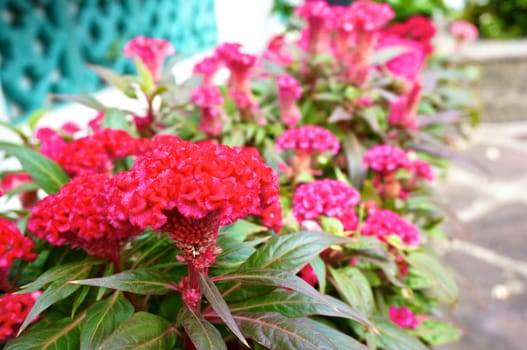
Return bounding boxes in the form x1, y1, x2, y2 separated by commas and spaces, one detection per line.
1, 1, 526, 349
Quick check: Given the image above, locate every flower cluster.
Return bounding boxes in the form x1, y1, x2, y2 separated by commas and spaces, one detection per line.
361, 209, 420, 246
0, 292, 40, 342
363, 144, 411, 174
450, 20, 479, 42
28, 174, 140, 263
293, 179, 360, 230
276, 126, 340, 155
191, 85, 225, 136
277, 75, 303, 127
389, 306, 420, 329
385, 15, 436, 56
123, 36, 175, 81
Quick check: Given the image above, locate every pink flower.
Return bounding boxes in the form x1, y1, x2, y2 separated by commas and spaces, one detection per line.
263, 35, 294, 66
409, 157, 435, 181
388, 82, 422, 129
88, 112, 105, 132
123, 36, 175, 81
295, 1, 332, 55
191, 86, 225, 136
293, 179, 360, 230
36, 127, 67, 161
106, 135, 282, 269
0, 292, 41, 341
378, 34, 425, 81
276, 126, 340, 155
193, 55, 221, 85
28, 174, 141, 262
389, 306, 420, 328
361, 209, 420, 246
277, 75, 303, 127
0, 173, 38, 209
385, 15, 436, 56
347, 1, 395, 33
299, 263, 318, 286
363, 145, 411, 174
450, 20, 478, 42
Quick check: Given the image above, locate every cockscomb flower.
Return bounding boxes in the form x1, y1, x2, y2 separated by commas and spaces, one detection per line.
43, 129, 143, 177
450, 20, 478, 42
299, 263, 318, 286
295, 1, 332, 55
0, 292, 41, 341
36, 127, 67, 161
277, 75, 303, 127
378, 34, 425, 81
263, 35, 294, 66
0, 173, 37, 209
123, 36, 175, 81
0, 217, 37, 291
193, 55, 221, 86
293, 179, 360, 230
347, 0, 395, 33
385, 15, 436, 56
361, 209, 420, 246
28, 174, 141, 263
389, 306, 420, 329
363, 144, 411, 174
388, 82, 422, 129
409, 157, 435, 181
276, 126, 340, 155
192, 85, 225, 137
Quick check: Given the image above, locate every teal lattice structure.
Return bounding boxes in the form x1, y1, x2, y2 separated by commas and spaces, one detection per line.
0, 0, 217, 123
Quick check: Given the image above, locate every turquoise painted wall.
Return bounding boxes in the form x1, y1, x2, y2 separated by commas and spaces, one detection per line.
0, 0, 218, 123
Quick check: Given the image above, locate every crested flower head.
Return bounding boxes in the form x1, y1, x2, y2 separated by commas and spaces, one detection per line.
193, 55, 221, 85
276, 126, 340, 155
263, 35, 294, 66
347, 0, 395, 32
295, 1, 332, 54
361, 209, 420, 246
0, 292, 41, 341
191, 85, 224, 108
106, 135, 282, 268
215, 43, 256, 83
378, 34, 425, 81
0, 217, 37, 269
450, 20, 478, 42
123, 36, 175, 81
293, 179, 360, 230
388, 82, 422, 129
28, 174, 140, 262
409, 157, 435, 181
385, 15, 436, 55
389, 306, 420, 328
277, 75, 303, 100
363, 144, 411, 173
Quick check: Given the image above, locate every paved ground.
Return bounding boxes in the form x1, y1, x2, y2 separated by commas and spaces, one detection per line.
435, 122, 527, 350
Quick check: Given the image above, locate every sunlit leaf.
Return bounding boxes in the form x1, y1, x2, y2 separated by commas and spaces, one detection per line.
177, 306, 227, 350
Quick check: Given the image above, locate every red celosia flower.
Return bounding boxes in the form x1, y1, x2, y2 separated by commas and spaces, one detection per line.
450, 20, 478, 42
389, 306, 420, 328
409, 157, 435, 181
299, 263, 318, 286
0, 217, 37, 291
0, 173, 37, 209
277, 75, 303, 127
378, 34, 425, 81
276, 126, 340, 155
385, 15, 436, 56
0, 292, 41, 341
293, 179, 360, 230
106, 135, 282, 268
361, 209, 420, 246
193, 55, 221, 86
36, 127, 67, 161
388, 82, 422, 129
88, 112, 105, 132
347, 1, 394, 32
123, 36, 175, 81
363, 144, 411, 174
28, 174, 140, 263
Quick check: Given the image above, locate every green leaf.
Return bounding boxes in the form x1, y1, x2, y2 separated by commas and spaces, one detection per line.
406, 250, 458, 304
234, 312, 337, 350
415, 319, 462, 345
19, 262, 92, 333
329, 267, 374, 316
21, 260, 96, 293
216, 268, 369, 326
6, 315, 85, 350
320, 216, 345, 237
371, 46, 409, 65
374, 317, 428, 350
199, 274, 248, 347
177, 306, 227, 350
27, 109, 48, 131
135, 59, 155, 93
52, 94, 106, 111
71, 268, 175, 295
242, 231, 351, 274
343, 132, 366, 189
310, 256, 326, 293
0, 142, 69, 194
80, 292, 134, 350
304, 319, 367, 350
360, 180, 382, 206
98, 312, 176, 350
90, 65, 136, 98
101, 108, 133, 134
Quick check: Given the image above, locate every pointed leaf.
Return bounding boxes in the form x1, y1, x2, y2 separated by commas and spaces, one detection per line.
52, 94, 106, 111
0, 142, 69, 194
374, 317, 428, 350
177, 306, 227, 350
6, 315, 85, 350
90, 65, 136, 97
234, 312, 337, 350
98, 312, 176, 350
101, 108, 133, 134
80, 292, 134, 350
216, 268, 370, 326
71, 268, 175, 295
21, 260, 97, 293
310, 255, 326, 293
243, 231, 351, 274
199, 274, 248, 347
304, 319, 367, 350
329, 266, 374, 316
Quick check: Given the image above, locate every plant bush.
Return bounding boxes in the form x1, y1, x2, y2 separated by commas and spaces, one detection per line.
0, 1, 480, 349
